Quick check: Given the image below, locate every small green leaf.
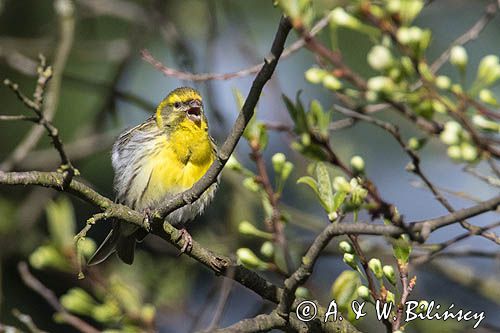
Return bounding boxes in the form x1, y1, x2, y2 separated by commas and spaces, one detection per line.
392, 234, 412, 263
332, 191, 347, 212
46, 197, 76, 252
282, 92, 308, 133
297, 176, 319, 197
331, 270, 361, 307
316, 163, 334, 212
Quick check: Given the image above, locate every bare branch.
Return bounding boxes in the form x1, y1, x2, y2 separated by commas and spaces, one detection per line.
430, 2, 499, 73
1, 1, 75, 171
140, 13, 330, 82
17, 262, 100, 333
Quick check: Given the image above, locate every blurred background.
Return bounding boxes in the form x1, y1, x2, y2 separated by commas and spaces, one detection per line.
0, 0, 499, 332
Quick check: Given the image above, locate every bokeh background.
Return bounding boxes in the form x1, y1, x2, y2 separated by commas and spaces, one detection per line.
0, 0, 499, 332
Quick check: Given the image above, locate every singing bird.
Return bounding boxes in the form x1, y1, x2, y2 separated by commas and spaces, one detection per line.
89, 87, 218, 265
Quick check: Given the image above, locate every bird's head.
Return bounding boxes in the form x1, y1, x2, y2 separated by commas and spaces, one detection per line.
156, 87, 206, 129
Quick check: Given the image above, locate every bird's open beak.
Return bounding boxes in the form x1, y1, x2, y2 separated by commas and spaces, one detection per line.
186, 100, 202, 125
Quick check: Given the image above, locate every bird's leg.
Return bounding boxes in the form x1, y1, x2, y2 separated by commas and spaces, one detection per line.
142, 207, 153, 232
176, 228, 193, 254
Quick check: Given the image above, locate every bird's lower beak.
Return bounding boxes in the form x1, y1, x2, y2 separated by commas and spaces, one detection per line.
187, 107, 202, 125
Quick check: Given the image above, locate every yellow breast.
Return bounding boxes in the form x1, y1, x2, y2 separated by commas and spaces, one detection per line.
138, 118, 214, 208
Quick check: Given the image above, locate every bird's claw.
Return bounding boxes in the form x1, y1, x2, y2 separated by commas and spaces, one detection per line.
177, 228, 193, 254
142, 208, 153, 232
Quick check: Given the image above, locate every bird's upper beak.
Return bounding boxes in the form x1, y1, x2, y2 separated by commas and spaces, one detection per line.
186, 100, 202, 125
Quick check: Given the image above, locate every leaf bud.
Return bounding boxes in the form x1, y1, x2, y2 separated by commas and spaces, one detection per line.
450, 45, 468, 71
350, 155, 365, 173
383, 265, 397, 285
237, 248, 269, 270
357, 285, 371, 301
343, 253, 358, 270
368, 258, 383, 279
305, 67, 327, 84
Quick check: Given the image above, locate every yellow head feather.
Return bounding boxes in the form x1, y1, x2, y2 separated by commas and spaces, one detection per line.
155, 87, 202, 129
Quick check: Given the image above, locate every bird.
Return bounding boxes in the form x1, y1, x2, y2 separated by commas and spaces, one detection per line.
89, 87, 218, 265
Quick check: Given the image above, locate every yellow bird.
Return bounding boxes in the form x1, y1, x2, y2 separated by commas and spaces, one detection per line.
89, 87, 217, 265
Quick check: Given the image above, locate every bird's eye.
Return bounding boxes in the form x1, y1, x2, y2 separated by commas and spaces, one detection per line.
174, 102, 181, 109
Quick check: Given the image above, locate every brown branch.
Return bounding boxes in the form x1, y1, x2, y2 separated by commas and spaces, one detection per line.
213, 311, 287, 333
413, 220, 500, 265
334, 104, 499, 244
17, 262, 100, 333
249, 143, 293, 274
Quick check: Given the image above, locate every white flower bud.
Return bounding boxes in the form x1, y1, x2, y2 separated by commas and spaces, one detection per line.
295, 287, 309, 298
350, 155, 365, 173
339, 241, 354, 254
440, 130, 460, 145
368, 258, 383, 279
408, 137, 422, 150
478, 89, 498, 106
432, 100, 447, 114
322, 75, 342, 91
333, 176, 351, 192
472, 114, 500, 131
237, 248, 269, 270
477, 55, 500, 85
382, 265, 396, 285
408, 26, 423, 43
447, 145, 462, 160
450, 46, 468, 70
396, 27, 412, 45
367, 45, 393, 71
330, 8, 360, 29
343, 253, 358, 269
435, 75, 451, 90
260, 241, 275, 258
357, 285, 371, 301
271, 153, 286, 173
444, 121, 462, 135
460, 142, 478, 162
386, 290, 395, 304
305, 67, 327, 84
367, 76, 395, 94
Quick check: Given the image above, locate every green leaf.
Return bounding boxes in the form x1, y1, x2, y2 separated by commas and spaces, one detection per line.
282, 92, 307, 133
391, 234, 412, 263
257, 123, 268, 150
297, 176, 319, 197
316, 163, 334, 213
331, 270, 361, 307
332, 191, 347, 212
46, 197, 76, 252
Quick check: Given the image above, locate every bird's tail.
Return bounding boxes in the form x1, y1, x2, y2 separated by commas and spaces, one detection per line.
88, 220, 137, 265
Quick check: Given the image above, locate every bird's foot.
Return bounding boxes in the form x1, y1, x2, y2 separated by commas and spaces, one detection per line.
142, 208, 153, 232
176, 228, 193, 254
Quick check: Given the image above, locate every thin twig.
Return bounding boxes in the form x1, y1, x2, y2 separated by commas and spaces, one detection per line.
17, 263, 100, 333
1, 2, 75, 171
140, 13, 331, 82
430, 2, 499, 73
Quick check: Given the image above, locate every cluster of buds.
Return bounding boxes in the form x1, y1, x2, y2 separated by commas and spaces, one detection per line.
305, 67, 342, 91
440, 121, 479, 162
272, 152, 295, 194
333, 176, 368, 209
